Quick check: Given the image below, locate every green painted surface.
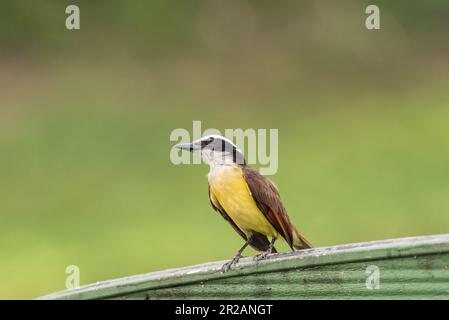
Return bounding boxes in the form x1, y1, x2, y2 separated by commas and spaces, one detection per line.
38, 234, 449, 300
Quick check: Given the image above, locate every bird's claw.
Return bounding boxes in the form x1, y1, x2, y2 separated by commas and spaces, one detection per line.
221, 261, 233, 273
221, 254, 242, 273
253, 248, 273, 261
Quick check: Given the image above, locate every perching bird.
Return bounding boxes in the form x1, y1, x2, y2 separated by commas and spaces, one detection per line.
175, 135, 312, 272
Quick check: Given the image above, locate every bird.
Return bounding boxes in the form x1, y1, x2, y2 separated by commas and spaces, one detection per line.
175, 135, 312, 272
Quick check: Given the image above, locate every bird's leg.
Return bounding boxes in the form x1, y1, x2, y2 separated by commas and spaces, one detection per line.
221, 240, 250, 273
253, 236, 277, 261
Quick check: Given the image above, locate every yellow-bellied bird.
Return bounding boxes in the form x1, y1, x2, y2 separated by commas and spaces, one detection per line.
175, 135, 312, 271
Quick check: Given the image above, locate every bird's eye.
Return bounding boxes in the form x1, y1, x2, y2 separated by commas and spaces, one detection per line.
201, 137, 214, 148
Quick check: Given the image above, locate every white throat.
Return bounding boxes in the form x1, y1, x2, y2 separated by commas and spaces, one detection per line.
201, 150, 237, 169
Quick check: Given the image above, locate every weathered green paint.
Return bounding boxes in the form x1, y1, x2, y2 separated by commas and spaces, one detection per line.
38, 234, 449, 300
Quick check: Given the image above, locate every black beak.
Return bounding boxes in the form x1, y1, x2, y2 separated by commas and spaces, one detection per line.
175, 142, 200, 152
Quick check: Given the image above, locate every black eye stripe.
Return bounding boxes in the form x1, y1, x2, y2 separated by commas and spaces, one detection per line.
201, 137, 239, 153
201, 137, 214, 147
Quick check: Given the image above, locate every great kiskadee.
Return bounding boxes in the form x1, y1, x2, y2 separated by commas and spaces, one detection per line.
176, 135, 312, 272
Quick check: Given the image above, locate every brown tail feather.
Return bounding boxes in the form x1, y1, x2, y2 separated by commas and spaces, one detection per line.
292, 226, 312, 249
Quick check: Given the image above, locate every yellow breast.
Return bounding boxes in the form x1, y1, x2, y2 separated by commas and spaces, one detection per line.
208, 165, 277, 237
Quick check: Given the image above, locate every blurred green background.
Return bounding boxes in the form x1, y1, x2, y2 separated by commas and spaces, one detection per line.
1, 0, 449, 299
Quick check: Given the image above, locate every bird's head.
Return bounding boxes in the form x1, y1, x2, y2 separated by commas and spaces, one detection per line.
175, 135, 245, 166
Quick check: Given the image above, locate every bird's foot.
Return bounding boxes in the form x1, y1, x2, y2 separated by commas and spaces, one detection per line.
221, 254, 242, 273
253, 248, 274, 261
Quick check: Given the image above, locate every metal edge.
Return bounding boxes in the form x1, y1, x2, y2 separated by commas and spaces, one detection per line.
37, 234, 449, 300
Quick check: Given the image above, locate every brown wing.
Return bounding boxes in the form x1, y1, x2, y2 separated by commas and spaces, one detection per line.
243, 166, 296, 248
208, 184, 272, 252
